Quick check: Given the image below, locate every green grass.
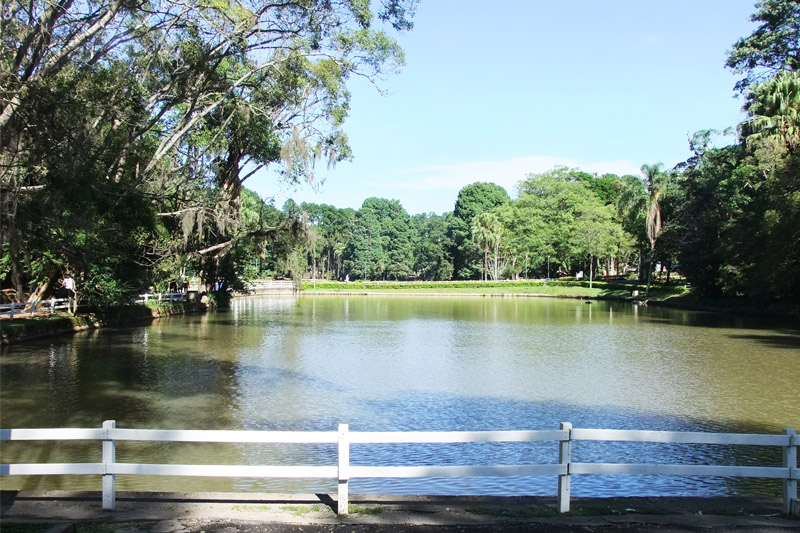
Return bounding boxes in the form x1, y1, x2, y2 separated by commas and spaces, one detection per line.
233, 504, 274, 512
280, 504, 325, 515
301, 279, 688, 301
348, 504, 384, 515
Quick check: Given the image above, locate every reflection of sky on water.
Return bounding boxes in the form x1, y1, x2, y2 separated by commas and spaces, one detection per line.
1, 295, 797, 496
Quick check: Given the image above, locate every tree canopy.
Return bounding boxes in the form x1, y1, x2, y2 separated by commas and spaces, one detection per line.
727, 0, 800, 92
1, 0, 417, 302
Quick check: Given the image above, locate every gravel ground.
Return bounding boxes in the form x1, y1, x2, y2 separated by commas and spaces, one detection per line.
2, 491, 798, 533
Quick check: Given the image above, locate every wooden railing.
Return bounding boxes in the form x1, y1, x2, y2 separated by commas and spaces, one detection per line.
0, 297, 73, 319
0, 293, 186, 319
134, 292, 186, 304
1, 422, 797, 516
243, 280, 296, 292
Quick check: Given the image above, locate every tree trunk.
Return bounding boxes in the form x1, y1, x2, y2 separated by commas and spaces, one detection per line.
638, 249, 645, 283
219, 146, 243, 214
29, 272, 60, 302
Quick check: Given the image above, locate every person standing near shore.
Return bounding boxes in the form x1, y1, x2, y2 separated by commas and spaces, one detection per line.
62, 274, 74, 298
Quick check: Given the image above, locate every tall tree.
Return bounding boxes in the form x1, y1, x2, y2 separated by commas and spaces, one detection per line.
642, 164, 665, 295
411, 213, 454, 281
727, 0, 800, 93
673, 144, 763, 297
343, 198, 415, 280
470, 212, 503, 281
511, 169, 628, 280
744, 71, 800, 153
740, 72, 800, 299
449, 182, 509, 279
1, 0, 417, 300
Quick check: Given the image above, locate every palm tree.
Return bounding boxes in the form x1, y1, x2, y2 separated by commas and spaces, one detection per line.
641, 163, 669, 297
471, 212, 503, 281
745, 70, 800, 153
617, 165, 669, 297
617, 175, 648, 277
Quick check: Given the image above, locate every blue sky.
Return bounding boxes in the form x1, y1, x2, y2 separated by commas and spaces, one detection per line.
248, 0, 758, 216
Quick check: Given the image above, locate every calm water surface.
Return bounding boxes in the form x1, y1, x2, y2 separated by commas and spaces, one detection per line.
1, 296, 798, 497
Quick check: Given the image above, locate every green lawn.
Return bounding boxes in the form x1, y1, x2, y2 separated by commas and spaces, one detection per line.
300, 280, 687, 301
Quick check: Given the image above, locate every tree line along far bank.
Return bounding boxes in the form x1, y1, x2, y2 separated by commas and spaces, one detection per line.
1, 0, 798, 309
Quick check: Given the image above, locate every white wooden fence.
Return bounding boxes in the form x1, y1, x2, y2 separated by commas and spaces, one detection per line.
134, 292, 186, 304
0, 298, 73, 320
0, 293, 185, 318
1, 422, 797, 516
243, 280, 296, 293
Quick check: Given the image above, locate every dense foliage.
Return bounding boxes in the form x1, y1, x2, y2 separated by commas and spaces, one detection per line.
3, 0, 799, 310
1, 0, 417, 305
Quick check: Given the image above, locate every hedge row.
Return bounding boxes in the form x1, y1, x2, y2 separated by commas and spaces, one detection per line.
300, 280, 648, 292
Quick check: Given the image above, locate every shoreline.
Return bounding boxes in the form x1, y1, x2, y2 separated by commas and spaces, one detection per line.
0, 302, 205, 346
298, 289, 800, 321
2, 289, 796, 346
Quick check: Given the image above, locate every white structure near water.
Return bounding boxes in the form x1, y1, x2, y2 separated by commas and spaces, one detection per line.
1, 422, 797, 516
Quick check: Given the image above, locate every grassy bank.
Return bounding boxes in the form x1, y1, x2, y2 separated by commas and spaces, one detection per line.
300, 280, 687, 301
300, 280, 800, 319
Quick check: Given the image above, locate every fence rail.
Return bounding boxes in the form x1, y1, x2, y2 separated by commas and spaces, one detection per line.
134, 292, 186, 304
1, 422, 797, 516
0, 297, 73, 319
243, 280, 296, 292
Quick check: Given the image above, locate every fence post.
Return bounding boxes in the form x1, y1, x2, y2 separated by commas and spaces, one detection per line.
784, 428, 797, 515
102, 420, 116, 511
558, 422, 572, 513
50, 297, 55, 314
9, 303, 14, 320
29, 301, 35, 317
338, 423, 350, 515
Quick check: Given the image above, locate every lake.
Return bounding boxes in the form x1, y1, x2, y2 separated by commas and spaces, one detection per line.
1, 295, 798, 497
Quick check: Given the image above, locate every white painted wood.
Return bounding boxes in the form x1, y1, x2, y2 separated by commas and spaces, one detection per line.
570, 463, 790, 478
2, 463, 104, 475
102, 420, 116, 510
1, 297, 75, 319
338, 424, 349, 515
108, 463, 338, 478
3, 423, 798, 515
572, 429, 789, 446
349, 464, 564, 478
107, 428, 338, 443
784, 429, 798, 514
558, 422, 572, 513
0, 428, 106, 440
349, 430, 568, 444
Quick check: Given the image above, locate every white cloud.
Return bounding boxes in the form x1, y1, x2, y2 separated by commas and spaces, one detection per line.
364, 156, 642, 196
